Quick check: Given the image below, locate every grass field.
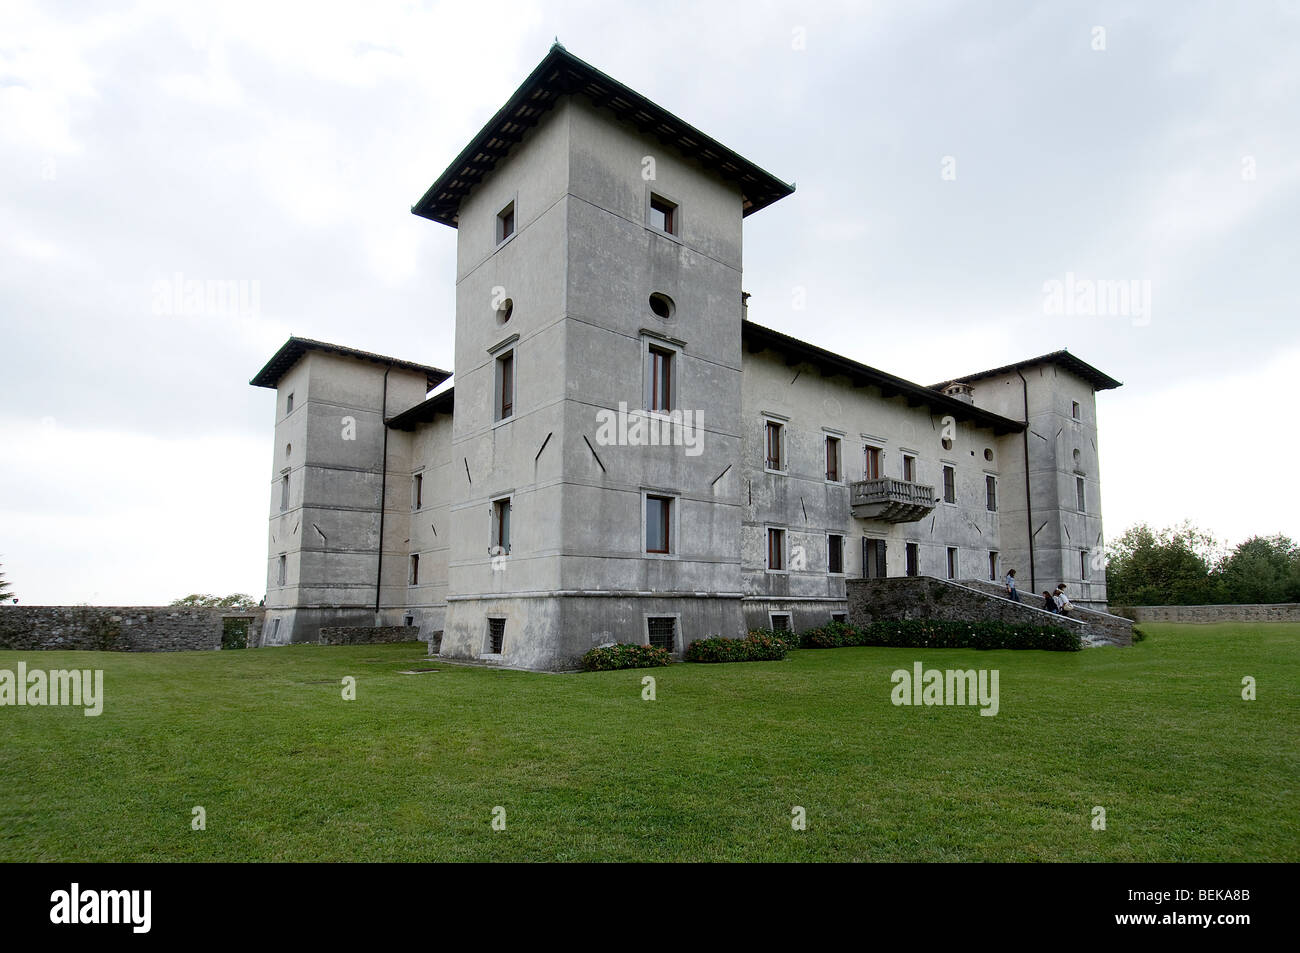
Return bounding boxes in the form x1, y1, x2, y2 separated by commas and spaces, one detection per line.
1, 623, 1296, 862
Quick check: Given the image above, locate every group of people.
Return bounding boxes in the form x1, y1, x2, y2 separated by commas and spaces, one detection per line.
1002, 569, 1076, 616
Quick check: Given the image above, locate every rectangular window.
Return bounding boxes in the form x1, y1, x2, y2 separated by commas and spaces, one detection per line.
947, 547, 958, 580
864, 446, 882, 480
905, 542, 919, 577
765, 420, 784, 471
409, 553, 419, 586
985, 474, 997, 512
492, 498, 511, 554
1081, 550, 1089, 581
1076, 476, 1086, 512
831, 613, 847, 624
647, 616, 676, 651
277, 554, 286, 586
488, 618, 506, 654
649, 346, 673, 412
828, 534, 844, 574
413, 473, 423, 511
1072, 400, 1081, 420
943, 465, 956, 504
497, 201, 515, 243
280, 474, 290, 512
989, 551, 999, 581
645, 495, 672, 554
286, 393, 294, 414
767, 527, 785, 571
863, 538, 887, 579
770, 613, 791, 633
825, 436, 841, 482
495, 350, 514, 421
649, 194, 677, 235
902, 454, 916, 483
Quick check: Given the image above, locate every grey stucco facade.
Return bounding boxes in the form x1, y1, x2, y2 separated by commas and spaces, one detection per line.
249, 45, 1123, 668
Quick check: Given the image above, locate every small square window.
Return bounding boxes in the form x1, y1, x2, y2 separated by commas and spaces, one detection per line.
831, 613, 847, 624
488, 617, 506, 654
497, 202, 515, 244
647, 616, 676, 652
649, 194, 677, 235
770, 613, 791, 632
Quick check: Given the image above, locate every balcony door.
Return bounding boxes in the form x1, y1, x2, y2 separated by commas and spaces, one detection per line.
862, 537, 887, 578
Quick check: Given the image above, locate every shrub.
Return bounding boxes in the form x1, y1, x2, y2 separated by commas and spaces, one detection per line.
580, 643, 672, 672
753, 627, 801, 651
684, 632, 788, 663
797, 620, 865, 649
1131, 625, 1147, 643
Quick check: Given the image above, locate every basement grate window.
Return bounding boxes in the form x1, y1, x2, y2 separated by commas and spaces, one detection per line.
488, 618, 506, 655
647, 617, 676, 652
770, 613, 792, 632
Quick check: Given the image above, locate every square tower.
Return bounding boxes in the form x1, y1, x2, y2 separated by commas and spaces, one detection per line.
412, 45, 793, 668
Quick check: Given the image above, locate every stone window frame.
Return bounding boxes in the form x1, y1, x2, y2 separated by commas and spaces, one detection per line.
941, 463, 958, 506
495, 195, 518, 248
642, 613, 681, 652
488, 334, 519, 425
640, 329, 685, 415
641, 488, 680, 560
762, 412, 789, 475
765, 524, 788, 574
768, 611, 793, 632
827, 533, 846, 576
644, 186, 683, 244
823, 428, 846, 484
482, 616, 507, 659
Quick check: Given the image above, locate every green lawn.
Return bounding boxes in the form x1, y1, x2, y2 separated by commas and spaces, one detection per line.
1, 623, 1295, 862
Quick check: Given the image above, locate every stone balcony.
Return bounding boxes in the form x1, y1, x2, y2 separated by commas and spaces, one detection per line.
849, 477, 937, 522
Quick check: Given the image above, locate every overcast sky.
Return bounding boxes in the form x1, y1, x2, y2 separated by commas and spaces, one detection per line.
2, 0, 1296, 604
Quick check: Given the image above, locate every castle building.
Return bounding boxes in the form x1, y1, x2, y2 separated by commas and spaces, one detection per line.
250, 45, 1122, 668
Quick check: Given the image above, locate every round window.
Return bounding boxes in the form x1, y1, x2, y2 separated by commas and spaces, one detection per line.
984, 448, 993, 461
941, 438, 953, 451
648, 292, 675, 319
496, 298, 513, 325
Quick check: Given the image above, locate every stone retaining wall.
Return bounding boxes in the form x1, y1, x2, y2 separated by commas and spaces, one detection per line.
317, 625, 421, 645
0, 606, 264, 652
1112, 604, 1300, 624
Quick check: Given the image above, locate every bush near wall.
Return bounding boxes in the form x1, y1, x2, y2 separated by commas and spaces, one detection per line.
580, 643, 672, 672
797, 619, 1080, 652
684, 633, 788, 663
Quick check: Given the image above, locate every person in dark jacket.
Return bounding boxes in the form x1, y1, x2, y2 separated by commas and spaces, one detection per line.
1042, 591, 1057, 612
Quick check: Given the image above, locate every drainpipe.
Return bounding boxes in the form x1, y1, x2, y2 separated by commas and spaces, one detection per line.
375, 365, 392, 616
1017, 369, 1035, 594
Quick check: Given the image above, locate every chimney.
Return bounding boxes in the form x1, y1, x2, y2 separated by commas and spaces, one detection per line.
944, 382, 975, 405
741, 291, 751, 321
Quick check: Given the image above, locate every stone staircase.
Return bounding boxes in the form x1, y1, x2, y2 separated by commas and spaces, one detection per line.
958, 579, 1135, 647
844, 576, 1133, 647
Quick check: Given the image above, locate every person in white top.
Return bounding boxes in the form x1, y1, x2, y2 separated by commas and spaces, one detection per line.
1053, 584, 1074, 615
1004, 569, 1020, 602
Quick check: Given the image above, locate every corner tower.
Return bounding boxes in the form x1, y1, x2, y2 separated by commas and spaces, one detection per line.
412, 45, 793, 668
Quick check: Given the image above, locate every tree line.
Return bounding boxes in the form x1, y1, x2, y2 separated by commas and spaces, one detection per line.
1105, 523, 1300, 606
